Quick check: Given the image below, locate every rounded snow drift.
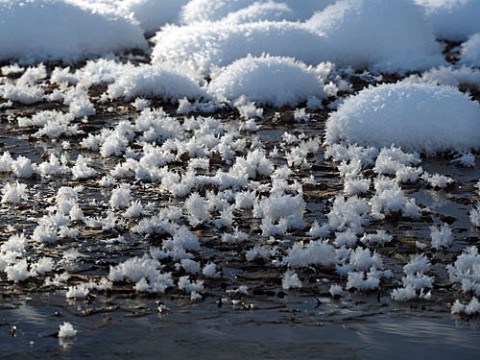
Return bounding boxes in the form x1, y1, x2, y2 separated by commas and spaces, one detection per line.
208, 55, 327, 106
325, 83, 480, 155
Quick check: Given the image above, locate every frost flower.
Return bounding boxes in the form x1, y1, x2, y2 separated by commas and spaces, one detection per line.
430, 223, 453, 250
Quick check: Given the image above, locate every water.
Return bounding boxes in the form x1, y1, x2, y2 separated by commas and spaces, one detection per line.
1, 294, 479, 359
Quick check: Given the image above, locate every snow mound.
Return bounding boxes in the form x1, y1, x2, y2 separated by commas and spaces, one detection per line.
325, 83, 480, 155
208, 55, 328, 106
154, 0, 444, 76
152, 21, 325, 76
415, 0, 480, 41
0, 0, 147, 64
305, 0, 445, 72
180, 0, 335, 24
121, 0, 189, 34
106, 64, 208, 101
460, 33, 480, 67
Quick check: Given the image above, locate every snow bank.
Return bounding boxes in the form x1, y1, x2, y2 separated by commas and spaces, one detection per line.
180, 0, 335, 24
305, 0, 445, 72
208, 55, 328, 106
325, 83, 480, 155
415, 0, 480, 41
0, 0, 147, 64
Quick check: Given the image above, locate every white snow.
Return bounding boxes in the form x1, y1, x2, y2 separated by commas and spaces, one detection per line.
325, 83, 480, 155
451, 297, 480, 315
415, 0, 480, 41
154, 0, 444, 76
180, 0, 335, 24
208, 55, 328, 107
0, 0, 147, 64
58, 322, 77, 338
460, 33, 480, 67
282, 270, 302, 290
430, 223, 453, 250
122, 0, 189, 34
306, 0, 445, 72
447, 246, 480, 296
405, 66, 480, 90
106, 64, 208, 101
469, 203, 480, 228
1, 182, 28, 205
152, 21, 327, 76
283, 240, 335, 268
2, 0, 480, 329
391, 254, 433, 302
108, 256, 174, 293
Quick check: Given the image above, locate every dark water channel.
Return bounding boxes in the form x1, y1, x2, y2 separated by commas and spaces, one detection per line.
1, 294, 480, 359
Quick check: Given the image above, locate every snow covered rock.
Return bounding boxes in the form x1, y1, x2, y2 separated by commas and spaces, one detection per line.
325, 83, 480, 155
